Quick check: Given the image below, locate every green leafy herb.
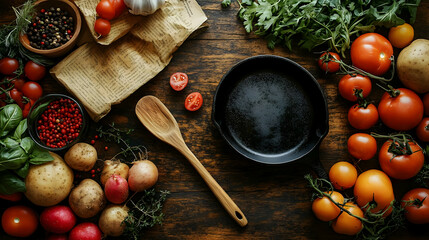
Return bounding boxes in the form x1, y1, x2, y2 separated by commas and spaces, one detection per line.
13, 119, 27, 140
0, 170, 26, 195
0, 104, 23, 137
230, 0, 421, 57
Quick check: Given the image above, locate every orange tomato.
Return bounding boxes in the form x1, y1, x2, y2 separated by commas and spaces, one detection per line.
332, 202, 364, 236
1, 206, 38, 237
353, 169, 394, 217
347, 133, 377, 160
388, 23, 414, 48
329, 161, 358, 190
312, 191, 344, 222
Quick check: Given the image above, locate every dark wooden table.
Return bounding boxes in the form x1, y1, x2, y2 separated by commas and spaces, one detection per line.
1, 1, 429, 239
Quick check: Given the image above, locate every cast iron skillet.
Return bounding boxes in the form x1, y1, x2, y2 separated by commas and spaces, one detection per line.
212, 55, 328, 178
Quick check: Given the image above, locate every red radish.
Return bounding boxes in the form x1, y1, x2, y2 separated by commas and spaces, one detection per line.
40, 205, 76, 234
47, 233, 68, 240
69, 222, 102, 240
128, 160, 158, 192
104, 174, 129, 204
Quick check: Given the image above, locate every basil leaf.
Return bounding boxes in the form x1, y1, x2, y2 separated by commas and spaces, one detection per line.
14, 161, 29, 178
0, 104, 23, 138
0, 146, 28, 171
29, 147, 53, 165
29, 100, 52, 120
13, 119, 27, 140
20, 137, 35, 154
0, 137, 19, 148
0, 170, 26, 195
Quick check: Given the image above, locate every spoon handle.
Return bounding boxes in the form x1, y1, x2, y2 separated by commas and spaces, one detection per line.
175, 139, 248, 227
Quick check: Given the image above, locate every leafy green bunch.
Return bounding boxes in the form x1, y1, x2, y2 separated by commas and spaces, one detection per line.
0, 104, 53, 195
225, 0, 421, 57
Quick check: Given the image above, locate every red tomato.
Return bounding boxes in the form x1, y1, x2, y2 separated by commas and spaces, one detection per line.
338, 74, 372, 101
69, 222, 102, 240
348, 103, 378, 130
22, 81, 43, 100
94, 18, 111, 36
40, 205, 76, 234
0, 57, 19, 75
22, 99, 35, 118
0, 192, 23, 202
329, 161, 358, 190
9, 88, 25, 108
109, 0, 127, 18
401, 188, 429, 224
47, 234, 68, 240
318, 52, 340, 73
347, 133, 377, 160
11, 78, 26, 91
1, 205, 38, 237
331, 202, 363, 236
416, 117, 429, 142
312, 191, 344, 222
378, 88, 423, 131
24, 61, 46, 81
96, 0, 115, 20
354, 169, 394, 217
423, 93, 429, 116
379, 139, 424, 180
350, 33, 393, 76
185, 92, 203, 111
170, 72, 188, 91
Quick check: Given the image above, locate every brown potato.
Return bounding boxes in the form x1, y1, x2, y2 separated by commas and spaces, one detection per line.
25, 152, 74, 207
68, 179, 106, 218
98, 204, 129, 237
100, 160, 129, 186
64, 143, 98, 171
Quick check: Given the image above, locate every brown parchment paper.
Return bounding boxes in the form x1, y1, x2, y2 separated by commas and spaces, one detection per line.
50, 0, 207, 121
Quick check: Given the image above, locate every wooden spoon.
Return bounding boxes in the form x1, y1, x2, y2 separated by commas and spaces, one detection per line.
135, 95, 248, 227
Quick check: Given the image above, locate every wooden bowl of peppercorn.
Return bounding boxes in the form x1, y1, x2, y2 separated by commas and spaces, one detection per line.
19, 0, 82, 58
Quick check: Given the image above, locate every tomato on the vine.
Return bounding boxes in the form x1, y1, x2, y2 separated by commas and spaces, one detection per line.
350, 33, 393, 76
423, 93, 429, 116
379, 139, 424, 180
378, 88, 423, 131
22, 81, 43, 100
185, 92, 203, 111
318, 52, 340, 73
331, 202, 363, 236
0, 57, 19, 75
9, 88, 25, 108
109, 0, 127, 18
338, 74, 371, 102
348, 103, 378, 130
11, 78, 26, 91
416, 117, 429, 142
347, 133, 377, 160
388, 23, 414, 49
401, 188, 429, 224
22, 99, 35, 118
94, 18, 111, 36
96, 0, 115, 20
312, 191, 344, 222
24, 61, 46, 81
354, 169, 394, 217
170, 72, 188, 91
1, 205, 38, 238
329, 161, 357, 190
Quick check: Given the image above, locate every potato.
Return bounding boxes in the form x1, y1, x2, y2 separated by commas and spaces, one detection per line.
397, 39, 429, 93
100, 160, 129, 186
65, 143, 98, 171
69, 179, 106, 218
98, 205, 129, 237
25, 152, 74, 207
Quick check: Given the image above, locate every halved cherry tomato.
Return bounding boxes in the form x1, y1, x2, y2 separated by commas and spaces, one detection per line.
388, 23, 414, 48
350, 33, 393, 76
401, 188, 429, 224
416, 117, 429, 142
329, 161, 357, 190
347, 133, 377, 160
9, 88, 25, 108
378, 88, 423, 131
379, 139, 424, 180
1, 205, 38, 237
0, 57, 19, 75
22, 81, 43, 100
109, 0, 127, 18
331, 202, 363, 236
318, 52, 340, 73
170, 72, 188, 91
348, 103, 378, 130
94, 18, 111, 36
312, 191, 344, 222
185, 92, 203, 111
96, 0, 116, 20
24, 61, 46, 81
354, 169, 394, 217
338, 75, 371, 102
423, 93, 429, 116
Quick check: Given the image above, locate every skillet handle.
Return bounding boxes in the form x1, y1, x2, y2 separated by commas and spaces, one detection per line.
306, 148, 328, 180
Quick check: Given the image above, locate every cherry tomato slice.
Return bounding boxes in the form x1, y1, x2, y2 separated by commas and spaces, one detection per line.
170, 72, 188, 91
185, 92, 203, 111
